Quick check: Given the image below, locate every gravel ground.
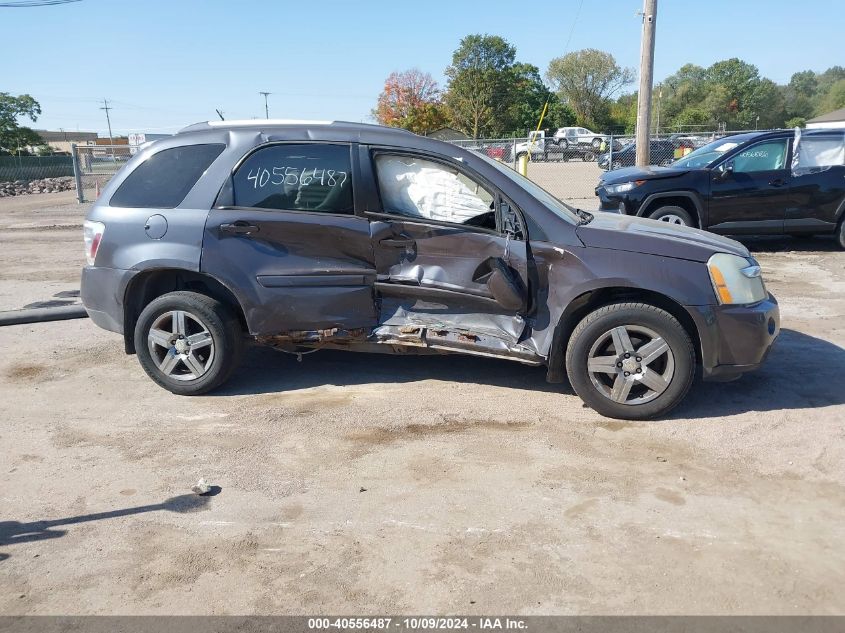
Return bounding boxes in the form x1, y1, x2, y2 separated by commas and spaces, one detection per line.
0, 194, 843, 615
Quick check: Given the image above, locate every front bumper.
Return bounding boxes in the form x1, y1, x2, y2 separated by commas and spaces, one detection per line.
688, 294, 780, 381
80, 265, 138, 335
595, 187, 625, 213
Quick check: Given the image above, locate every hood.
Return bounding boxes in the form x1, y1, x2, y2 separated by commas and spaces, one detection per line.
599, 165, 689, 184
576, 212, 749, 263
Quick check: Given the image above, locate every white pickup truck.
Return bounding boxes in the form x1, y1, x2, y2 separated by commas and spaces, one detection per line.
506, 131, 598, 162
552, 126, 610, 150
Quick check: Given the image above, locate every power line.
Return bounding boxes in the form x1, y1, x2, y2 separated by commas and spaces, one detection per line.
0, 0, 81, 6
561, 0, 585, 56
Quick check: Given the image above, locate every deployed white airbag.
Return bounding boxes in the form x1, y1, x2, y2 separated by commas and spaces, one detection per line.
376, 155, 491, 224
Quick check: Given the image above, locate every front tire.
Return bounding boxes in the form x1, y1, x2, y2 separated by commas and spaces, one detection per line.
648, 205, 694, 226
134, 291, 243, 395
565, 302, 696, 420
837, 216, 845, 250
592, 138, 603, 149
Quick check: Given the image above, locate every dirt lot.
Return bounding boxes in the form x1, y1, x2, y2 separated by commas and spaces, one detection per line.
0, 193, 843, 615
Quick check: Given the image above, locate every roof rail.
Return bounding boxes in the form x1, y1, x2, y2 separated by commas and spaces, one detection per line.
177, 119, 416, 135
178, 119, 334, 133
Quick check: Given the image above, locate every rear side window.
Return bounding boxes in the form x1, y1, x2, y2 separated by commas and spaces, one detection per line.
232, 143, 353, 214
110, 143, 225, 208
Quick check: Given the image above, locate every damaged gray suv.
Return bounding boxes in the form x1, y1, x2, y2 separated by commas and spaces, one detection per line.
81, 120, 779, 419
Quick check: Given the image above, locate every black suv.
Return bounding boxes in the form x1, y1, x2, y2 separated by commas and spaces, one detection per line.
595, 129, 845, 248
597, 140, 677, 170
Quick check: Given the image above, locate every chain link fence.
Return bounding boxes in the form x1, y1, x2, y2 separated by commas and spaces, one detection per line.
71, 144, 133, 203
448, 129, 768, 211
58, 129, 773, 207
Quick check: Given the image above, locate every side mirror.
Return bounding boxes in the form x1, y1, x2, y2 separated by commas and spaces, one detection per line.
717, 161, 734, 180
473, 257, 526, 311
499, 202, 523, 240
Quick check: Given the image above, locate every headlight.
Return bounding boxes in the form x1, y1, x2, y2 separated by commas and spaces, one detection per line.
707, 253, 767, 305
605, 180, 645, 195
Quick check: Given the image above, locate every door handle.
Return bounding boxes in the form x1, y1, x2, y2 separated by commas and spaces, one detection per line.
379, 236, 415, 247
220, 221, 259, 235
768, 178, 787, 187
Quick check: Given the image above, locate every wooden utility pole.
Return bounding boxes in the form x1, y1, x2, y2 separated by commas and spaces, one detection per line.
635, 0, 657, 166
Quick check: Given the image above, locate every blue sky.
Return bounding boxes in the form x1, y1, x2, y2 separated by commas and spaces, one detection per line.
4, 0, 843, 136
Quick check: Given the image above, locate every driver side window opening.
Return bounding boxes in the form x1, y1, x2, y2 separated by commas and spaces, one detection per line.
731, 139, 789, 173
374, 154, 496, 229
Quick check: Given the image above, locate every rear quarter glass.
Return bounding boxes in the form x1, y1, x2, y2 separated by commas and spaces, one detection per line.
109, 143, 225, 208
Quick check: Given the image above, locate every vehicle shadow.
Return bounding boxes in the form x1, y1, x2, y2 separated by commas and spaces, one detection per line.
0, 489, 220, 562
219, 345, 566, 396
738, 234, 840, 253
674, 328, 845, 419
223, 329, 843, 420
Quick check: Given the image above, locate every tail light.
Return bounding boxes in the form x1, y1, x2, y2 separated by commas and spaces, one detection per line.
83, 220, 105, 266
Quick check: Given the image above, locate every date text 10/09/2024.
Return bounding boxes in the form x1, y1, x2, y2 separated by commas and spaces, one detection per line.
307, 618, 528, 630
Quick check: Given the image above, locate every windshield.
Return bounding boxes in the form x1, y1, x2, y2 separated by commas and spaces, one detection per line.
474, 152, 579, 225
671, 138, 742, 168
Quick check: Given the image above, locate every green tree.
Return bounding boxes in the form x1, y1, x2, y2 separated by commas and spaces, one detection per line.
817, 79, 845, 113
545, 49, 634, 129
444, 34, 516, 138
784, 70, 818, 122
504, 63, 575, 135
0, 92, 42, 154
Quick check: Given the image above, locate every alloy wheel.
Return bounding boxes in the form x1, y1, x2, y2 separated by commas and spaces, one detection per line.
657, 214, 687, 225
147, 310, 215, 381
586, 324, 675, 405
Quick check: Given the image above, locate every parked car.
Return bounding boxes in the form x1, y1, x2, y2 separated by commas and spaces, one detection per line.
597, 140, 677, 170
595, 129, 845, 248
81, 120, 779, 419
553, 126, 609, 149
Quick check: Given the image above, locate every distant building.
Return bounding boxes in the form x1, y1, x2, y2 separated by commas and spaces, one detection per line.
806, 108, 845, 130
427, 127, 470, 141
34, 129, 98, 154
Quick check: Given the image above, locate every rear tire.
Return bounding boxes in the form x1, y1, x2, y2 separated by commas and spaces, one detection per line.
592, 138, 602, 149
648, 205, 694, 227
134, 291, 243, 396
565, 302, 696, 420
558, 139, 569, 149
583, 151, 596, 162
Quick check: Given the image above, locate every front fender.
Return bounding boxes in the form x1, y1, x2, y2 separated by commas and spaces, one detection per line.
526, 243, 714, 360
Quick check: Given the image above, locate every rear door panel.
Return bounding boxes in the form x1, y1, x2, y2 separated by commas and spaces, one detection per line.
202, 210, 376, 334
200, 142, 377, 335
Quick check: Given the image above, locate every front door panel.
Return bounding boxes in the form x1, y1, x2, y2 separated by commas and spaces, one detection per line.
707, 138, 792, 233
370, 219, 529, 346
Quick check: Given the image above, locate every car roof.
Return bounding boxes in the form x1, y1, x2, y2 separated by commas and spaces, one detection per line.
169, 119, 472, 155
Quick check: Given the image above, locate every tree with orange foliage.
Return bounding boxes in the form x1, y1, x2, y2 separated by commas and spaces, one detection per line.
373, 69, 448, 135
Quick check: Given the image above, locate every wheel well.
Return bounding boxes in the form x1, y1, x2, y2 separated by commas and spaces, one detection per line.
545, 287, 702, 383
641, 196, 700, 227
122, 269, 247, 354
